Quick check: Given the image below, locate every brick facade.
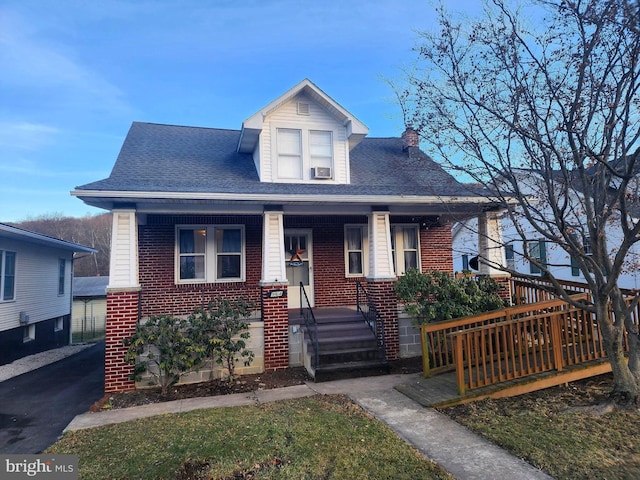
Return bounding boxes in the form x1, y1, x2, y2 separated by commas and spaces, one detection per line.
108, 213, 456, 388
421, 221, 454, 272
262, 284, 290, 370
365, 280, 400, 360
105, 290, 140, 392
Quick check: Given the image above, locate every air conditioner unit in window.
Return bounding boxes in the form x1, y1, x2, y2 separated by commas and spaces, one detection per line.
311, 167, 332, 179
19, 311, 30, 325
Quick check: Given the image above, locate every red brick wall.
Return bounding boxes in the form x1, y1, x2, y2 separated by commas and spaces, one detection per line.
262, 284, 289, 370
365, 280, 400, 360
421, 222, 454, 273
138, 215, 263, 317
105, 290, 139, 393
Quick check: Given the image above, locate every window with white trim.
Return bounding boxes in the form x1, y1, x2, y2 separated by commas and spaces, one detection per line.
276, 128, 303, 179
345, 225, 365, 276
23, 324, 35, 343
275, 127, 334, 180
309, 130, 333, 170
0, 250, 16, 301
177, 226, 245, 283
391, 225, 420, 275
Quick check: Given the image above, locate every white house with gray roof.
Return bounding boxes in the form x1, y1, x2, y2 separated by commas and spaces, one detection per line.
72, 79, 505, 392
0, 223, 95, 365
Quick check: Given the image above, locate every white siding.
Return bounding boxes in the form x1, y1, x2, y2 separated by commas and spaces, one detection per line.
261, 212, 286, 283
108, 210, 139, 289
259, 92, 349, 183
367, 211, 395, 279
0, 237, 73, 332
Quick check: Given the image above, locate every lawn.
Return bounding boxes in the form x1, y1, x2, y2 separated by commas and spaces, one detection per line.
47, 394, 453, 480
441, 373, 640, 480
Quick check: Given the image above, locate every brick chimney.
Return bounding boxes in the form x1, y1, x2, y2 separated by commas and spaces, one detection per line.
401, 127, 419, 150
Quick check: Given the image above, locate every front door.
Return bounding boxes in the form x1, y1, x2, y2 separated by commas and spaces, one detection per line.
284, 230, 313, 309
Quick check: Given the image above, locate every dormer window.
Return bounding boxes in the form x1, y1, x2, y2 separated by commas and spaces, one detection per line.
275, 127, 334, 181
276, 128, 303, 179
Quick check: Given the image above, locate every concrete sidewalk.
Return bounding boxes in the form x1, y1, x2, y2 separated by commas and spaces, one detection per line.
65, 373, 553, 480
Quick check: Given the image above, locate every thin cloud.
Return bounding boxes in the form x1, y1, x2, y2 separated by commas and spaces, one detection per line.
0, 122, 59, 150
0, 9, 132, 116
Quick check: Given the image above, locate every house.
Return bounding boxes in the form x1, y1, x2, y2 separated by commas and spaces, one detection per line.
0, 223, 96, 365
72, 276, 109, 342
72, 79, 504, 392
452, 169, 640, 290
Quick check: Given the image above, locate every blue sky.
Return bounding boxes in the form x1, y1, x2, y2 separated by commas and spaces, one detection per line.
0, 0, 477, 222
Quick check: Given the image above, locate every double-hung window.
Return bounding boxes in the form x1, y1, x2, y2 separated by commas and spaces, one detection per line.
276, 128, 303, 179
345, 226, 365, 276
0, 250, 16, 301
275, 128, 333, 180
309, 130, 332, 170
391, 226, 419, 275
177, 226, 244, 283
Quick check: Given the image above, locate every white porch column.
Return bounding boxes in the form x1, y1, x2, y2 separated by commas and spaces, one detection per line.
107, 209, 140, 289
367, 209, 395, 280
261, 210, 287, 284
478, 210, 508, 277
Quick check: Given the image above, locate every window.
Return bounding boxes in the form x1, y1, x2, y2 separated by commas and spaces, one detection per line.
528, 240, 547, 275
23, 324, 35, 343
461, 255, 469, 271
0, 250, 16, 301
391, 226, 419, 275
54, 317, 64, 332
275, 128, 333, 180
345, 226, 365, 276
177, 226, 245, 283
58, 259, 66, 295
276, 128, 302, 179
309, 130, 333, 169
505, 244, 515, 270
571, 236, 593, 276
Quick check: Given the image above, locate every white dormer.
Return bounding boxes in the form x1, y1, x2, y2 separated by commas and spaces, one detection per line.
237, 79, 368, 184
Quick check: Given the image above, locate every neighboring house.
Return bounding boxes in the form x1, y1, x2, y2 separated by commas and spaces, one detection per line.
72, 276, 109, 342
72, 79, 503, 392
0, 223, 96, 365
452, 170, 640, 290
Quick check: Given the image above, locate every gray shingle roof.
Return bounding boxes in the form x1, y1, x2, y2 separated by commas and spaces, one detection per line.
73, 276, 109, 297
76, 122, 483, 198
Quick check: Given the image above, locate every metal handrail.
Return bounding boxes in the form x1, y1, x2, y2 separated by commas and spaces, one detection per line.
299, 282, 319, 368
355, 281, 387, 361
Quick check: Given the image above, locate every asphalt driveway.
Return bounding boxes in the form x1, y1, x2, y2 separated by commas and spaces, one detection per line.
0, 341, 104, 453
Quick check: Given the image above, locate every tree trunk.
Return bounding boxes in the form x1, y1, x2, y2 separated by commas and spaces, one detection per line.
597, 301, 639, 404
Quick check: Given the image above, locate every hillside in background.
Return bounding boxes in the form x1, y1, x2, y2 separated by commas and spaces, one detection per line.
11, 213, 111, 277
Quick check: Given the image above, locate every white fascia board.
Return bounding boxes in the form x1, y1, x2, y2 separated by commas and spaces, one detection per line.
71, 189, 501, 206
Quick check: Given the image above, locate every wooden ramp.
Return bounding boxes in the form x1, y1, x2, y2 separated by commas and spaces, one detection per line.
396, 359, 612, 408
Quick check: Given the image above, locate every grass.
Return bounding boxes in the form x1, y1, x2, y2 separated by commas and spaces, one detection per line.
47, 394, 453, 480
441, 374, 640, 480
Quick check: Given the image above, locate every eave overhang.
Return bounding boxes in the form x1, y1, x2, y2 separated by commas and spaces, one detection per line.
0, 223, 97, 253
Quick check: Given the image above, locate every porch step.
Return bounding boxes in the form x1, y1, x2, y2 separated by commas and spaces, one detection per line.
300, 310, 388, 381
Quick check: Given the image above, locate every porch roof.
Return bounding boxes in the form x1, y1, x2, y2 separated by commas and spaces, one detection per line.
72, 122, 498, 216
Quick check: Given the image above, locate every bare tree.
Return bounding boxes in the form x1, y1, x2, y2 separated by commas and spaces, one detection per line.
13, 213, 111, 276
396, 0, 640, 403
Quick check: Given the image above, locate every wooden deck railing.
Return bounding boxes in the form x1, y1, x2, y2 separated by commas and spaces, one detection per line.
418, 276, 640, 395
418, 296, 587, 377
449, 300, 607, 394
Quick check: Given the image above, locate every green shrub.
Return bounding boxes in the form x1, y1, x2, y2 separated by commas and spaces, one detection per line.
123, 314, 204, 395
395, 270, 506, 324
190, 297, 255, 382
